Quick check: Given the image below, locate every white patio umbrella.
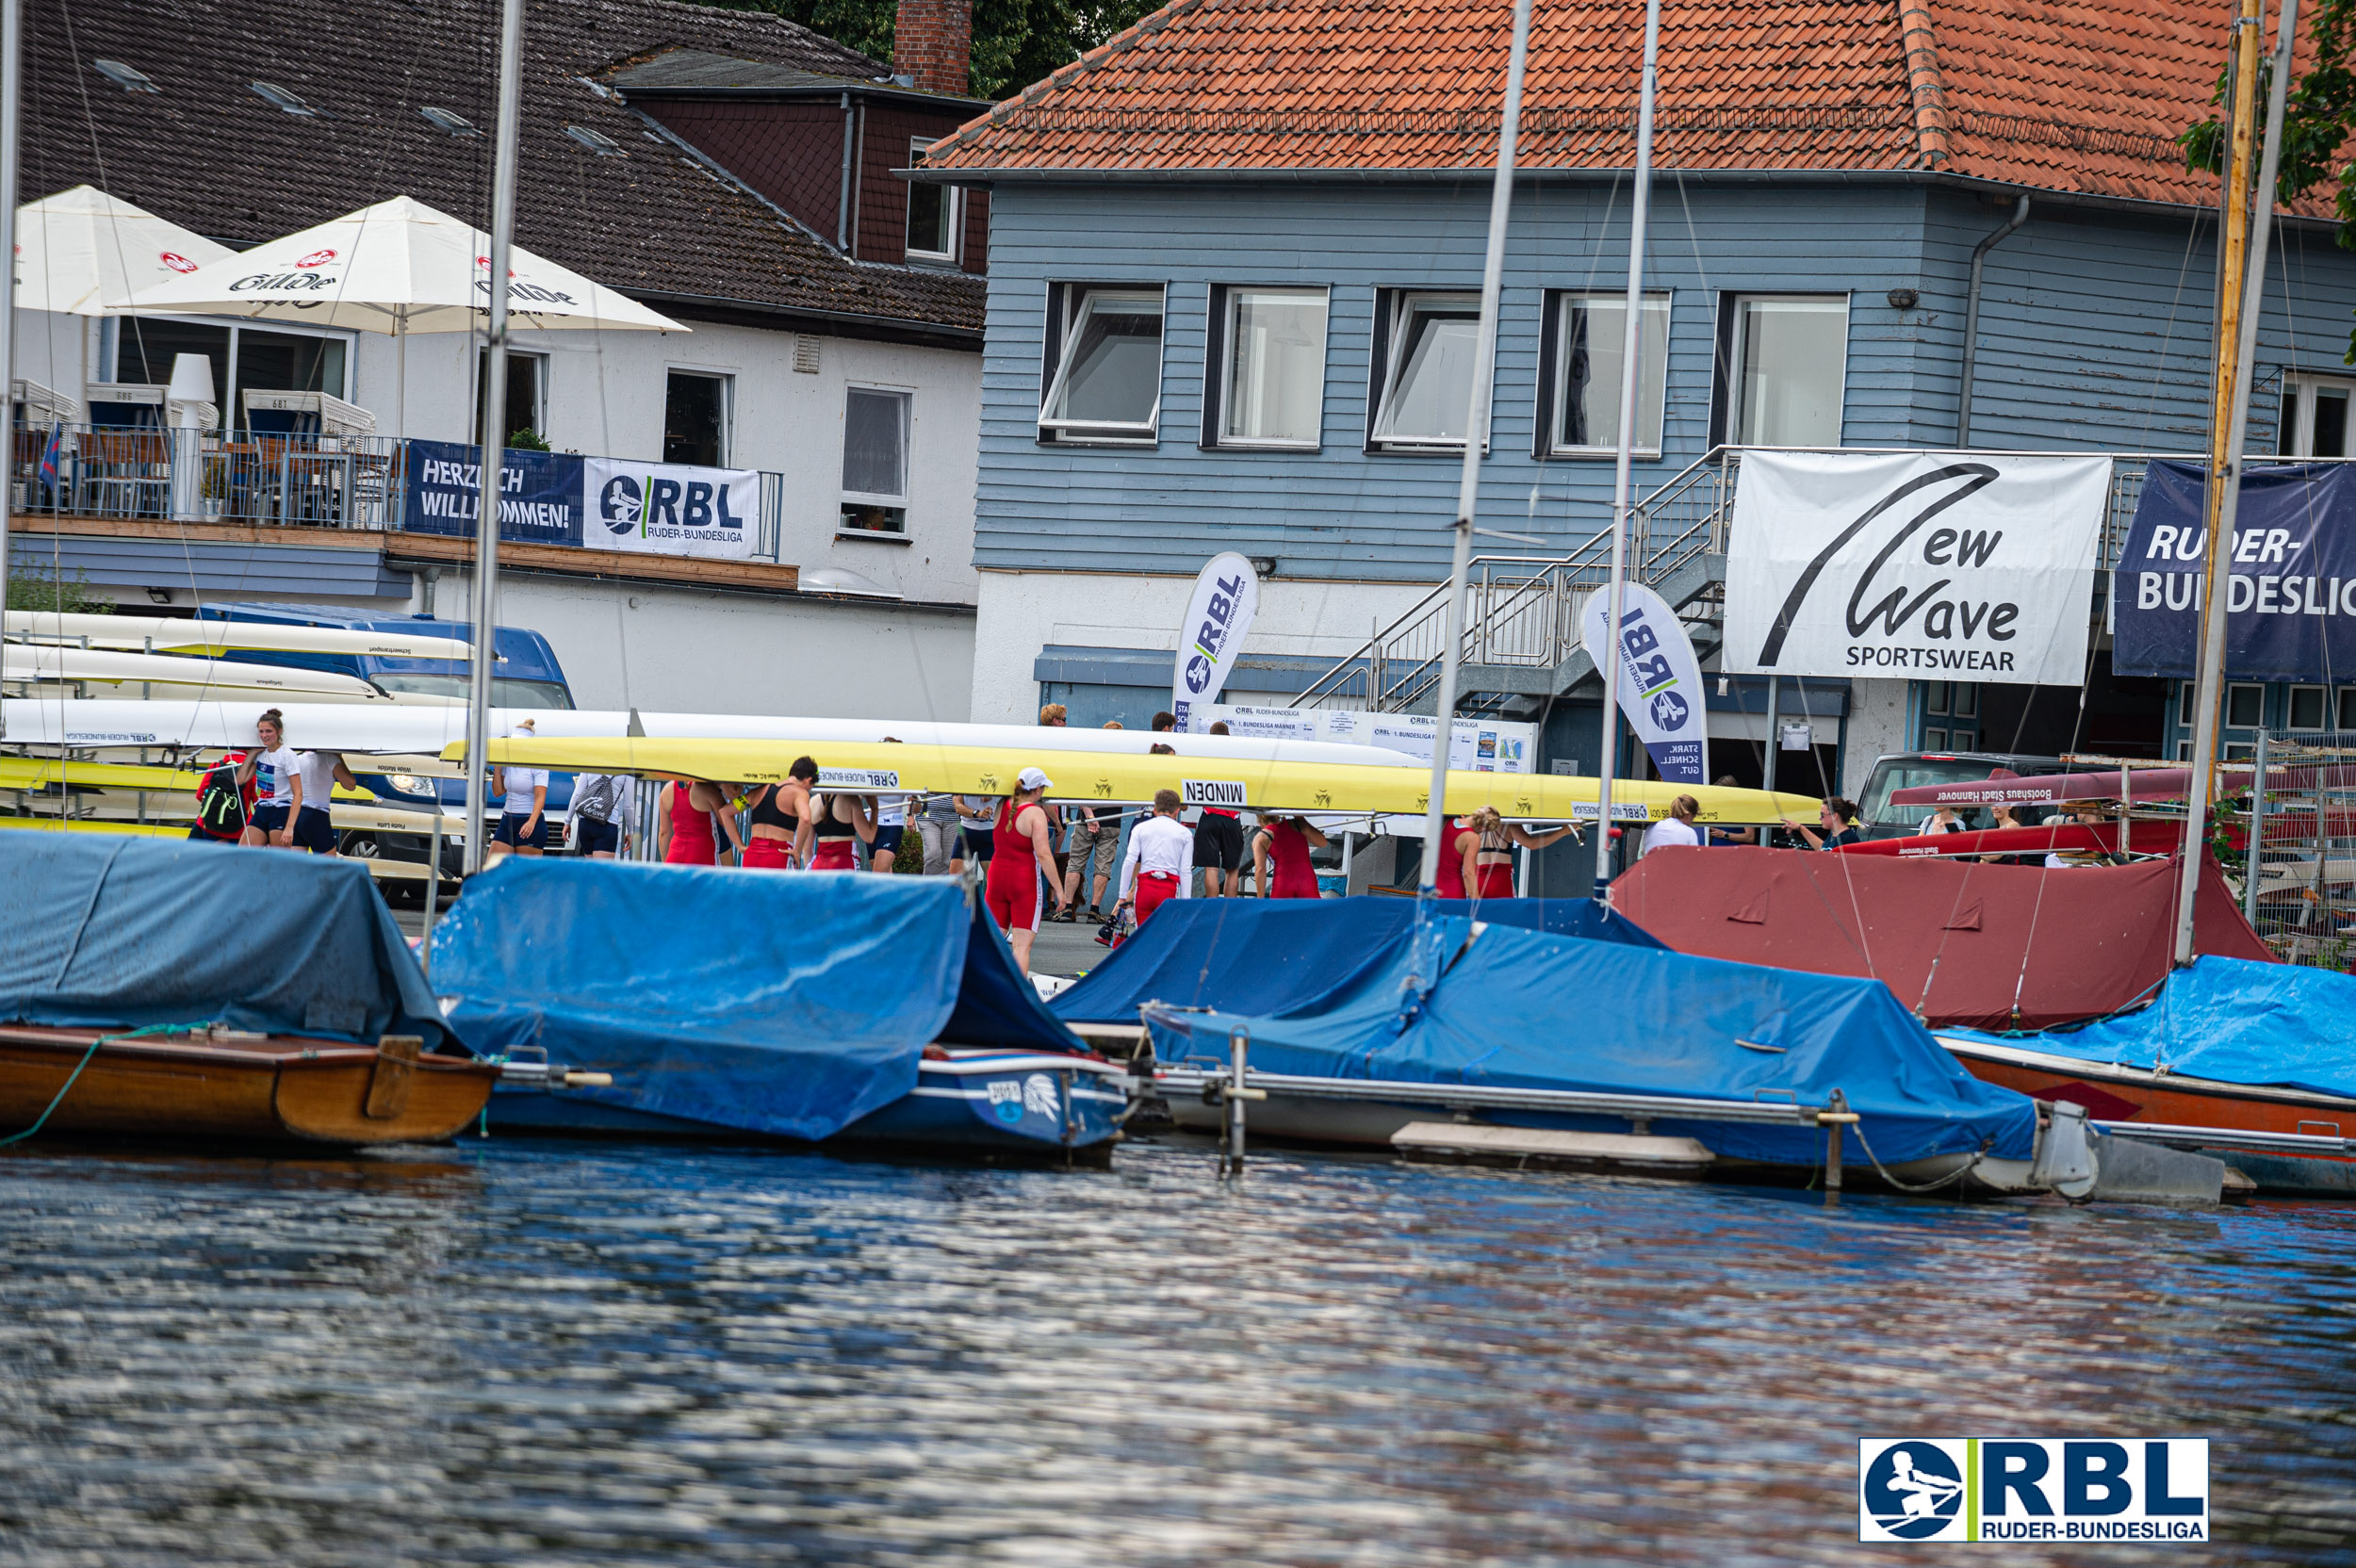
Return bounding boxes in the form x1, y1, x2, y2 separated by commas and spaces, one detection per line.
11, 186, 235, 317
123, 196, 686, 435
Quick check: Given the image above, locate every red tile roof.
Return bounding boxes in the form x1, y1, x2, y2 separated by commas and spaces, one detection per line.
924, 0, 2315, 212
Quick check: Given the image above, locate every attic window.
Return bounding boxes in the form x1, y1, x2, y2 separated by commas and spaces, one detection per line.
420, 106, 481, 138
564, 124, 626, 156
93, 59, 158, 93
251, 81, 319, 116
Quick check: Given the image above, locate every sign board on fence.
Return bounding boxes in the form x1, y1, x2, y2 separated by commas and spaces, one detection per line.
2113, 459, 2356, 680
1196, 704, 1535, 774
402, 439, 583, 547
1724, 451, 2107, 686
583, 458, 758, 560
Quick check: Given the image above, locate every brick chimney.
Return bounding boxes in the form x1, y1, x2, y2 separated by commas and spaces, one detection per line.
893, 0, 970, 97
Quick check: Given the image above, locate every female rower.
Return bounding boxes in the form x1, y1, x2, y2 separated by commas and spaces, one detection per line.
1251, 814, 1328, 899
808, 788, 876, 872
743, 757, 816, 870
1433, 808, 1577, 898
245, 708, 299, 848
657, 778, 740, 866
986, 766, 1068, 972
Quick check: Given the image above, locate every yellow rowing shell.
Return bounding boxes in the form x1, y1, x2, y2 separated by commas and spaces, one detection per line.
464, 736, 1821, 824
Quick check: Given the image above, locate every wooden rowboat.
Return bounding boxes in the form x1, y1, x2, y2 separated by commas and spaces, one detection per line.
0, 1024, 498, 1146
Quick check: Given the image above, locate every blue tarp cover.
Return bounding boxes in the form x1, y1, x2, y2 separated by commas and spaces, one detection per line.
430, 859, 1082, 1141
0, 833, 452, 1049
1145, 916, 2039, 1166
1947, 956, 2356, 1101
1052, 896, 1665, 1024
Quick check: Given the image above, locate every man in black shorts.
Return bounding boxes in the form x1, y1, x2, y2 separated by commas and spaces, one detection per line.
1193, 804, 1246, 896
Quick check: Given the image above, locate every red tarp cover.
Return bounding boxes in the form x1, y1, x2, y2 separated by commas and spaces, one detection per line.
1611, 848, 2274, 1031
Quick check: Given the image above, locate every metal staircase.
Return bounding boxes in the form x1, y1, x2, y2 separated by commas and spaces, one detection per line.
1293, 447, 1739, 713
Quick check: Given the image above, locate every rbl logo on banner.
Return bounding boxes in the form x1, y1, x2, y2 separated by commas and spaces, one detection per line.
1186, 572, 1248, 695
1859, 1439, 2208, 1544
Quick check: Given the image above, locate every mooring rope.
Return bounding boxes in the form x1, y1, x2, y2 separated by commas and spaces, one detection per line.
0, 1022, 208, 1147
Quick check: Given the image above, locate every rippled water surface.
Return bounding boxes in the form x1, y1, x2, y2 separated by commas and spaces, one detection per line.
2, 1136, 2352, 1567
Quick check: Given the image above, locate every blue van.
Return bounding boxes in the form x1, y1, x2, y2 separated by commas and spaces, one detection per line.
199, 603, 577, 878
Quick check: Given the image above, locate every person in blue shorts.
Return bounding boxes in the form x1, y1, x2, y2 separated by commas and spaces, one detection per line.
245, 709, 300, 848
491, 720, 550, 859
290, 748, 357, 854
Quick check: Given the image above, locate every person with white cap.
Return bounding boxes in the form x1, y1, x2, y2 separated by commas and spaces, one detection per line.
490, 717, 549, 860
985, 766, 1068, 972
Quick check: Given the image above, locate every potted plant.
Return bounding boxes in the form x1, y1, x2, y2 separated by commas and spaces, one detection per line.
200, 457, 226, 521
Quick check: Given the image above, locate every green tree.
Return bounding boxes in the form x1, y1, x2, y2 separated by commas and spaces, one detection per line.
712, 0, 1157, 101
2182, 4, 2356, 354
7, 562, 112, 615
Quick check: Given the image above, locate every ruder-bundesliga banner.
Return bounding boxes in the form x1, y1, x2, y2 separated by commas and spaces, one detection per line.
1171, 551, 1261, 733
1725, 451, 2108, 686
1582, 581, 1706, 786
585, 458, 758, 560
2114, 459, 2356, 680
403, 440, 584, 547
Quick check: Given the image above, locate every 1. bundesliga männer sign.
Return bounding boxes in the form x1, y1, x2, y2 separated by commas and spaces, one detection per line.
1724, 451, 2108, 686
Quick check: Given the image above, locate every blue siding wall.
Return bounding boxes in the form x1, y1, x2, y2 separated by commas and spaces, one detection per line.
974, 177, 2356, 581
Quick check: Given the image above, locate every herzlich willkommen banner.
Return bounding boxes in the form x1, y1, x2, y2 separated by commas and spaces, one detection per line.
1724, 451, 2107, 685
584, 458, 758, 560
403, 439, 583, 547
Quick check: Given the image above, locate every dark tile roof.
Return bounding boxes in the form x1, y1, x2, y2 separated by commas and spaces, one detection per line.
924, 0, 2325, 214
611, 45, 991, 112
25, 0, 984, 337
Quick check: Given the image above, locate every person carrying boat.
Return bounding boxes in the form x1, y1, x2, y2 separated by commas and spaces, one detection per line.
1435, 807, 1577, 898
1252, 813, 1328, 899
490, 721, 548, 860
741, 757, 816, 870
659, 776, 744, 867
1641, 794, 1703, 855
244, 709, 299, 848
569, 773, 635, 858
1782, 796, 1864, 850
1114, 788, 1194, 933
292, 748, 357, 855
986, 767, 1068, 972
953, 791, 996, 875
809, 788, 876, 872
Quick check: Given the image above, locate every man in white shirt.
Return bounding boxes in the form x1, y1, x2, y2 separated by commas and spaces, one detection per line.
1116, 789, 1195, 932
491, 720, 550, 859
1640, 793, 1703, 855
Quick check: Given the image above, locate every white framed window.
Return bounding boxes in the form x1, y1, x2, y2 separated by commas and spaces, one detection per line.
1039, 284, 1164, 444
1370, 290, 1484, 450
2287, 684, 2329, 729
1546, 290, 1669, 457
2340, 687, 2356, 730
663, 369, 732, 466
1720, 294, 1849, 447
2276, 374, 2355, 457
475, 348, 548, 445
106, 316, 355, 433
1205, 286, 1328, 449
905, 139, 961, 265
841, 385, 910, 535
2225, 681, 2266, 730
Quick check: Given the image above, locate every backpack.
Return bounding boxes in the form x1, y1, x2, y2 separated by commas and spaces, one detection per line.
196, 760, 249, 840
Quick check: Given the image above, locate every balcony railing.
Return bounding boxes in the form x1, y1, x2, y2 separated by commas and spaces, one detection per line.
8, 426, 791, 563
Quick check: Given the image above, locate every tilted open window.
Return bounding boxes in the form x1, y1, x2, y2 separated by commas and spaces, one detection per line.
1039, 284, 1165, 445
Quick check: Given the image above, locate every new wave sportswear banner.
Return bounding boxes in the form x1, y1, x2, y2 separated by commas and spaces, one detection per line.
584, 458, 759, 559
1583, 582, 1706, 785
1724, 451, 2107, 685
2113, 459, 2356, 680
1171, 551, 1260, 732
403, 439, 583, 547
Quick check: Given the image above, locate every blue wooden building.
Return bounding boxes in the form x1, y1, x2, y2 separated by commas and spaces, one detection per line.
919, 0, 2356, 859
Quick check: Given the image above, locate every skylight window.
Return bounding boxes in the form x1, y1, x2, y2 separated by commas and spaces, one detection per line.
564, 124, 625, 156
250, 81, 319, 116
420, 105, 481, 138
93, 58, 158, 93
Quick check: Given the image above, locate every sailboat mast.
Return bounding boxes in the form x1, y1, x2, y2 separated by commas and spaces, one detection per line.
0, 0, 21, 743
2173, 0, 2298, 964
464, 0, 527, 874
1590, 0, 1664, 898
1415, 0, 1531, 891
